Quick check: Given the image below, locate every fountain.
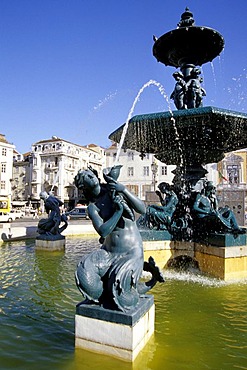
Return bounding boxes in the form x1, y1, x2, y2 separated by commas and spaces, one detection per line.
109, 8, 247, 280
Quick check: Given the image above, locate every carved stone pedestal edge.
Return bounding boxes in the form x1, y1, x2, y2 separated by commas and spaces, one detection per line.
75, 295, 155, 362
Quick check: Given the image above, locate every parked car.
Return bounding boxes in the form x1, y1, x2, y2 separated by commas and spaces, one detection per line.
0, 212, 14, 223
10, 210, 25, 219
65, 206, 89, 220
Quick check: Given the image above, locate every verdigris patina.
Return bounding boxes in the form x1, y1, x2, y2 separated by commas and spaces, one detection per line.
37, 191, 68, 240
170, 67, 206, 109
191, 181, 246, 238
137, 182, 178, 231
74, 166, 164, 312
138, 179, 245, 242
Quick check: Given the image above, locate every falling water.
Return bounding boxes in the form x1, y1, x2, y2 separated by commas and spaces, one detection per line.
115, 79, 183, 166
210, 62, 217, 92
93, 91, 118, 111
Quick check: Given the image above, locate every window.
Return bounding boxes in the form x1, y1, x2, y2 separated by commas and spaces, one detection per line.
32, 185, 37, 194
128, 152, 134, 161
161, 166, 167, 176
1, 181, 6, 190
128, 167, 134, 177
126, 184, 138, 196
143, 166, 149, 176
2, 148, 7, 156
142, 184, 152, 198
1, 164, 6, 173
227, 165, 239, 184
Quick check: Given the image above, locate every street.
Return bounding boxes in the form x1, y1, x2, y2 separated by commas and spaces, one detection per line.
10, 217, 91, 228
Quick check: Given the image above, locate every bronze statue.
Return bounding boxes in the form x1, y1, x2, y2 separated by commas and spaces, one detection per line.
170, 67, 206, 110
74, 166, 164, 312
37, 191, 68, 239
192, 181, 245, 235
170, 72, 187, 110
185, 67, 206, 108
138, 182, 178, 231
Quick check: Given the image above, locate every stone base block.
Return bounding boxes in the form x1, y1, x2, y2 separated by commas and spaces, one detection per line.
143, 238, 247, 281
140, 229, 171, 241
205, 233, 247, 247
75, 295, 155, 362
35, 237, 65, 251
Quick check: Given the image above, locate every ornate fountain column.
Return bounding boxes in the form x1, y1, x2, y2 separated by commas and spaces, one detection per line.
152, 7, 225, 187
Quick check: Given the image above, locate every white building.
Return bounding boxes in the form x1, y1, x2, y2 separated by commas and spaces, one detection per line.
30, 136, 106, 209
0, 134, 15, 210
12, 151, 32, 208
105, 142, 176, 201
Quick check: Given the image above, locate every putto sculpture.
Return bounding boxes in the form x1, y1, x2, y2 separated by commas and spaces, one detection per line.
74, 166, 164, 312
170, 67, 206, 109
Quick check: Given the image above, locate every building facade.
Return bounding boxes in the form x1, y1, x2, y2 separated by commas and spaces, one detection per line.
105, 143, 176, 201
30, 137, 106, 210
0, 134, 15, 211
2, 128, 247, 217
12, 152, 32, 208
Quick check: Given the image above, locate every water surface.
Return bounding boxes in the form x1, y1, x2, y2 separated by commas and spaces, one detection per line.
0, 238, 246, 370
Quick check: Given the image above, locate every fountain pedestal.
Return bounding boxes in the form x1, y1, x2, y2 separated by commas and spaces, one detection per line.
35, 235, 66, 251
143, 236, 247, 281
75, 295, 154, 362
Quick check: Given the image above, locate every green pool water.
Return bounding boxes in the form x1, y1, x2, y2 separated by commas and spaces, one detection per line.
0, 238, 246, 370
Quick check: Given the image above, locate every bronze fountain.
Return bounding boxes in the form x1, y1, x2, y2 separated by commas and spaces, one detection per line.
109, 8, 247, 242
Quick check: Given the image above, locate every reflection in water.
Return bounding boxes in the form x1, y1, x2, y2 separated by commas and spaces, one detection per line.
0, 238, 246, 370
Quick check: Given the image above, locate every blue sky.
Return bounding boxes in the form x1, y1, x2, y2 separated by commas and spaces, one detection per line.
1, 0, 246, 153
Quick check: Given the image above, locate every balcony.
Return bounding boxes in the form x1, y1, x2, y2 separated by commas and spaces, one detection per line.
44, 164, 59, 172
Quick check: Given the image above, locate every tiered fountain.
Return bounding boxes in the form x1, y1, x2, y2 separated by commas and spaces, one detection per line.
109, 8, 247, 280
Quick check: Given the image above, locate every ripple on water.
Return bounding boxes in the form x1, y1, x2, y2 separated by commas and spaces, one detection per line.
0, 238, 247, 370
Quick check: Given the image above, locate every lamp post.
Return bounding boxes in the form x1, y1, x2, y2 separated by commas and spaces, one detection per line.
151, 159, 158, 191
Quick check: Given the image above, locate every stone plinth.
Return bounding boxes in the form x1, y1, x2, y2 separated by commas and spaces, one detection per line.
75, 295, 155, 362
204, 233, 247, 247
35, 236, 65, 251
194, 243, 247, 280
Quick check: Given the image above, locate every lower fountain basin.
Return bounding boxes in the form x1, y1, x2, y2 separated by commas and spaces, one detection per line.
1, 237, 247, 369
109, 106, 247, 165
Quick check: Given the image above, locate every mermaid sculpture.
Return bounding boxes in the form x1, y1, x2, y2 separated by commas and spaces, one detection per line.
74, 165, 164, 312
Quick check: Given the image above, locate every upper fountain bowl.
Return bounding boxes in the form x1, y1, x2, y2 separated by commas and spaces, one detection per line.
109, 106, 247, 166
153, 26, 224, 67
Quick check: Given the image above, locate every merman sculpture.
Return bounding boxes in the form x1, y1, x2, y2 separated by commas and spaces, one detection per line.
192, 181, 245, 237
74, 166, 164, 312
37, 191, 68, 240
137, 182, 178, 231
